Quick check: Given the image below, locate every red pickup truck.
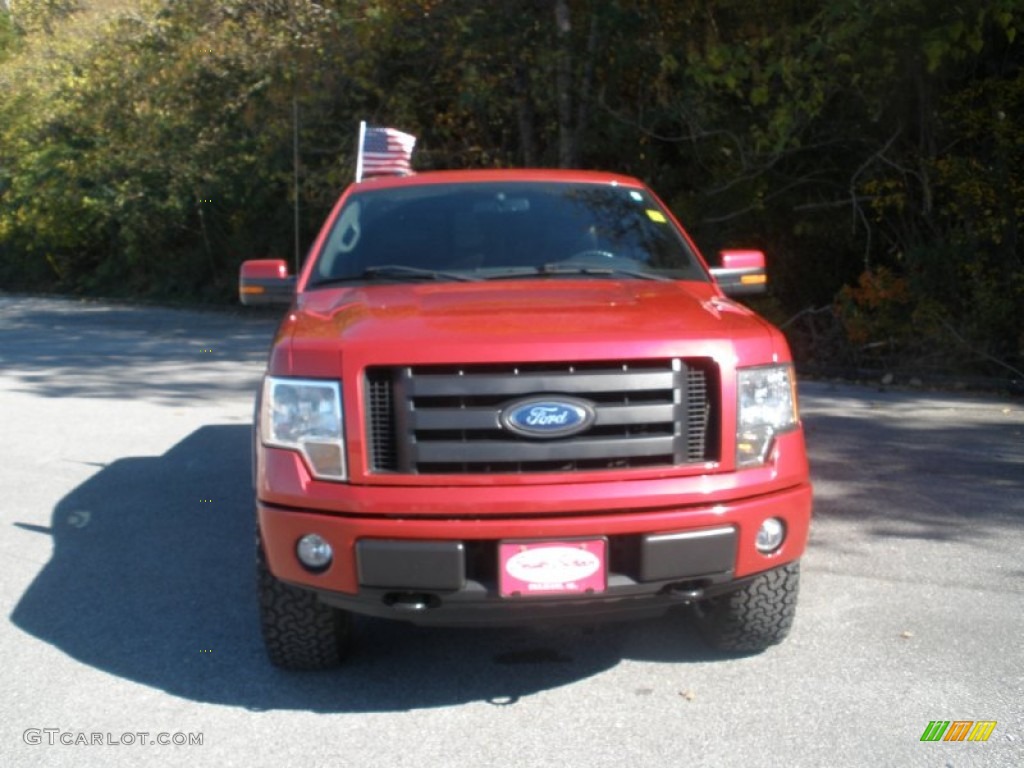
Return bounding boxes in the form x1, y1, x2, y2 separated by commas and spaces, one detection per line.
240, 169, 812, 669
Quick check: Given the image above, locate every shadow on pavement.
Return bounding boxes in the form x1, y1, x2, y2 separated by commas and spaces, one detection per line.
0, 297, 280, 403
801, 383, 1024, 543
10, 424, 717, 713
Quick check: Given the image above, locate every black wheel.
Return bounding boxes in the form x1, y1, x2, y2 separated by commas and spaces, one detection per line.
257, 539, 352, 670
694, 562, 800, 653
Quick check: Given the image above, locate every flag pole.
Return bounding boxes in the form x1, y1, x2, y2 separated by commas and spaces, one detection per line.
355, 121, 366, 183
292, 96, 301, 274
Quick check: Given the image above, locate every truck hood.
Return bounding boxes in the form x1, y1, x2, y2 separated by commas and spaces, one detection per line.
272, 280, 783, 372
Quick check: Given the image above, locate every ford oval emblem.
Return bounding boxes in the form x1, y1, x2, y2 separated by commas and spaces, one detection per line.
500, 397, 596, 438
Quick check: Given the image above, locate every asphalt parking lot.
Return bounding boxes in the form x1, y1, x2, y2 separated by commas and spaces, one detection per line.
1, 295, 1021, 768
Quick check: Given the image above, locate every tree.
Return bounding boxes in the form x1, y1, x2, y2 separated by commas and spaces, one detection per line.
0, 0, 1021, 376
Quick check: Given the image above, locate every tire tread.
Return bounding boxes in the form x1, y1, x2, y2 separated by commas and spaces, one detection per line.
696, 562, 800, 653
257, 542, 351, 670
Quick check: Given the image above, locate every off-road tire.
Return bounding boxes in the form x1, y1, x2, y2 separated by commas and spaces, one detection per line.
257, 540, 352, 670
694, 562, 800, 653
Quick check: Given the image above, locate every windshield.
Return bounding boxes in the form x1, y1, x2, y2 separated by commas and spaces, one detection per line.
310, 181, 708, 285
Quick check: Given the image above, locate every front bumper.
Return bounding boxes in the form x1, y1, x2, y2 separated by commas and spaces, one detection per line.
258, 481, 812, 626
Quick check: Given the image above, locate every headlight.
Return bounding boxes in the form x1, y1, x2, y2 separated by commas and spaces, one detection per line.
261, 377, 346, 481
736, 364, 799, 467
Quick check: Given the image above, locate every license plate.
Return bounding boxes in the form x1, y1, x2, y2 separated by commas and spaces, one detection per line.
498, 539, 607, 597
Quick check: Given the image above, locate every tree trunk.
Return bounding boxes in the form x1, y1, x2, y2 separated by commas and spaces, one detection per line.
554, 0, 573, 167
573, 12, 599, 166
515, 65, 538, 166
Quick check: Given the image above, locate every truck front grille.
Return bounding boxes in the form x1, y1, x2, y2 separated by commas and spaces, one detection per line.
365, 359, 718, 474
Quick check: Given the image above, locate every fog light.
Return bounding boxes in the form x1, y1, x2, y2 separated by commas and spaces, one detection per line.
755, 518, 785, 554
296, 534, 333, 571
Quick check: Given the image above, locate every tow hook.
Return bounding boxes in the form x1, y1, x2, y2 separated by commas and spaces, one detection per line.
666, 584, 705, 602
383, 593, 439, 612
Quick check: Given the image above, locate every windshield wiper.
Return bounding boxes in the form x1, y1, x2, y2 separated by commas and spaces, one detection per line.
483, 263, 672, 282
311, 264, 482, 286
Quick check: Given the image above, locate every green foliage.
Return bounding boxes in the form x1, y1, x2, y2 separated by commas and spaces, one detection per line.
7, 0, 83, 36
0, 0, 1021, 376
1, 0, 338, 299
0, 9, 19, 62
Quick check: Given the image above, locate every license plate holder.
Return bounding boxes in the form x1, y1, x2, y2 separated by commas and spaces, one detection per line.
498, 538, 607, 597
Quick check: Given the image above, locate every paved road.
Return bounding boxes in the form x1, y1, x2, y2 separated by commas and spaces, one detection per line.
1, 295, 1021, 768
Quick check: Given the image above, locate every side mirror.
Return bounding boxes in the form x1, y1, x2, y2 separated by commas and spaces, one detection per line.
239, 260, 295, 306
710, 249, 768, 297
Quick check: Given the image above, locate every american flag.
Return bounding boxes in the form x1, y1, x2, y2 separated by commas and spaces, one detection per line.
357, 124, 417, 180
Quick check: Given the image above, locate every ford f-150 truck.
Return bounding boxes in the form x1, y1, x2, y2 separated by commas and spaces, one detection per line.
239, 169, 812, 669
